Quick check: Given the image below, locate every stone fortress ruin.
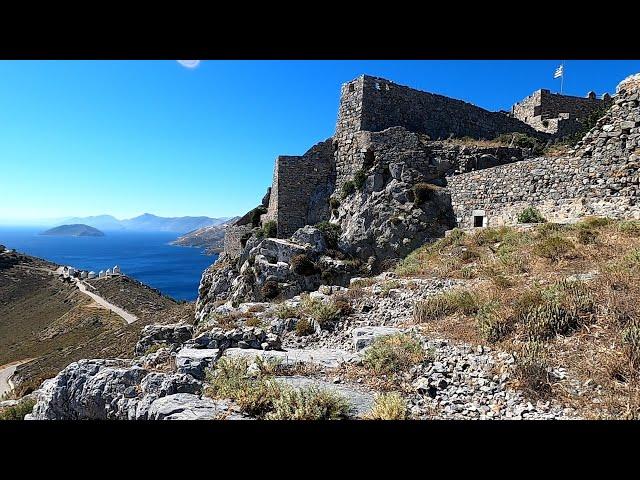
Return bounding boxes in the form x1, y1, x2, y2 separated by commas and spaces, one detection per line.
196, 71, 639, 310
224, 73, 633, 258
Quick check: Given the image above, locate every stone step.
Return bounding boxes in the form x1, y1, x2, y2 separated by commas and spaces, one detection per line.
223, 347, 358, 369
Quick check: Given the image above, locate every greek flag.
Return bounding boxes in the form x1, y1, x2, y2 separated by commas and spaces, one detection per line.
554, 64, 564, 79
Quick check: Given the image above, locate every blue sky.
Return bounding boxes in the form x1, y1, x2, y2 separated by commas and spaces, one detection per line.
1, 60, 639, 224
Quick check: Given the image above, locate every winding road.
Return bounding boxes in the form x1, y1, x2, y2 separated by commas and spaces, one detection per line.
75, 280, 138, 324
0, 359, 34, 398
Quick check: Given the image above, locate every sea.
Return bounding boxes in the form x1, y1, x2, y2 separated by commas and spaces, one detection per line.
0, 227, 218, 301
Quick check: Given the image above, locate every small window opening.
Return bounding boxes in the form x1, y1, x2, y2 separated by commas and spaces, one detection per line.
348, 83, 355, 92
363, 149, 375, 168
473, 216, 484, 228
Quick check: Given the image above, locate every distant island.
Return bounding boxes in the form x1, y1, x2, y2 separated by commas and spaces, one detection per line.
41, 224, 105, 237
55, 213, 232, 234
171, 217, 239, 254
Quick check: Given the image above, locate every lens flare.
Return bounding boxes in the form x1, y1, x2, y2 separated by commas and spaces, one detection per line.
177, 60, 201, 69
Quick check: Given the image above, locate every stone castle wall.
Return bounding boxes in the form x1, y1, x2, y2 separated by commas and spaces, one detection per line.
266, 139, 335, 238
223, 224, 255, 259
333, 75, 543, 189
512, 89, 610, 135
449, 89, 640, 227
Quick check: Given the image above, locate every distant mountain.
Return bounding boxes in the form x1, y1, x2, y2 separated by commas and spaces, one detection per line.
171, 217, 240, 254
40, 224, 105, 237
59, 214, 232, 234
60, 215, 124, 231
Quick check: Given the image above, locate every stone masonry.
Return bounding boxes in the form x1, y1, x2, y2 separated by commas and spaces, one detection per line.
511, 88, 611, 137
333, 75, 544, 189
449, 86, 640, 228
265, 139, 335, 238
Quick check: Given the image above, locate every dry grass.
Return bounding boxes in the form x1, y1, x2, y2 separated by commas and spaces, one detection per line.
363, 334, 429, 375
365, 392, 408, 420
205, 357, 352, 420
398, 218, 640, 418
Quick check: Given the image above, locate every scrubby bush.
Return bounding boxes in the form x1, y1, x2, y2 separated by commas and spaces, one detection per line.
533, 235, 574, 261
354, 169, 367, 190
363, 334, 426, 375
513, 341, 551, 396
366, 392, 408, 420
315, 221, 341, 249
290, 254, 318, 276
256, 221, 277, 239
341, 180, 356, 199
329, 197, 340, 210
495, 133, 544, 153
274, 303, 299, 320
266, 386, 352, 420
521, 281, 595, 340
300, 295, 341, 327
295, 318, 315, 336
206, 357, 279, 416
476, 302, 513, 343
618, 220, 640, 235
244, 316, 262, 327
577, 228, 598, 245
414, 290, 480, 322
412, 182, 439, 204
261, 280, 280, 300
517, 207, 546, 224
331, 294, 353, 316
0, 398, 36, 420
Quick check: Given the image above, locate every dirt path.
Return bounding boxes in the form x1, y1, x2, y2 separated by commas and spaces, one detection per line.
0, 359, 34, 398
75, 280, 138, 324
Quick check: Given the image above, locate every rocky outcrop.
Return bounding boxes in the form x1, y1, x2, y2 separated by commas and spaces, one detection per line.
195, 226, 362, 320
134, 323, 194, 356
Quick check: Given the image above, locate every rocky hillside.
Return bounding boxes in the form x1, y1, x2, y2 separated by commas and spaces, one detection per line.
22, 216, 640, 420
171, 217, 240, 254
0, 249, 193, 399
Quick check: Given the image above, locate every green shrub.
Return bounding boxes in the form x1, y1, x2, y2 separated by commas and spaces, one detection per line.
329, 197, 340, 210
205, 357, 280, 417
495, 133, 544, 154
517, 207, 546, 224
331, 294, 353, 316
414, 290, 480, 322
274, 303, 299, 320
618, 220, 640, 235
315, 221, 341, 250
257, 221, 277, 239
533, 235, 574, 261
0, 398, 36, 420
577, 228, 598, 245
266, 386, 353, 420
363, 334, 426, 375
354, 169, 367, 190
300, 295, 341, 327
412, 183, 438, 204
261, 280, 280, 300
290, 254, 318, 276
578, 216, 612, 229
366, 392, 408, 420
341, 180, 356, 199
244, 316, 262, 327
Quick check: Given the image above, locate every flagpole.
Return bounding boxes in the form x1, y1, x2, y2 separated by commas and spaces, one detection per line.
560, 61, 564, 94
